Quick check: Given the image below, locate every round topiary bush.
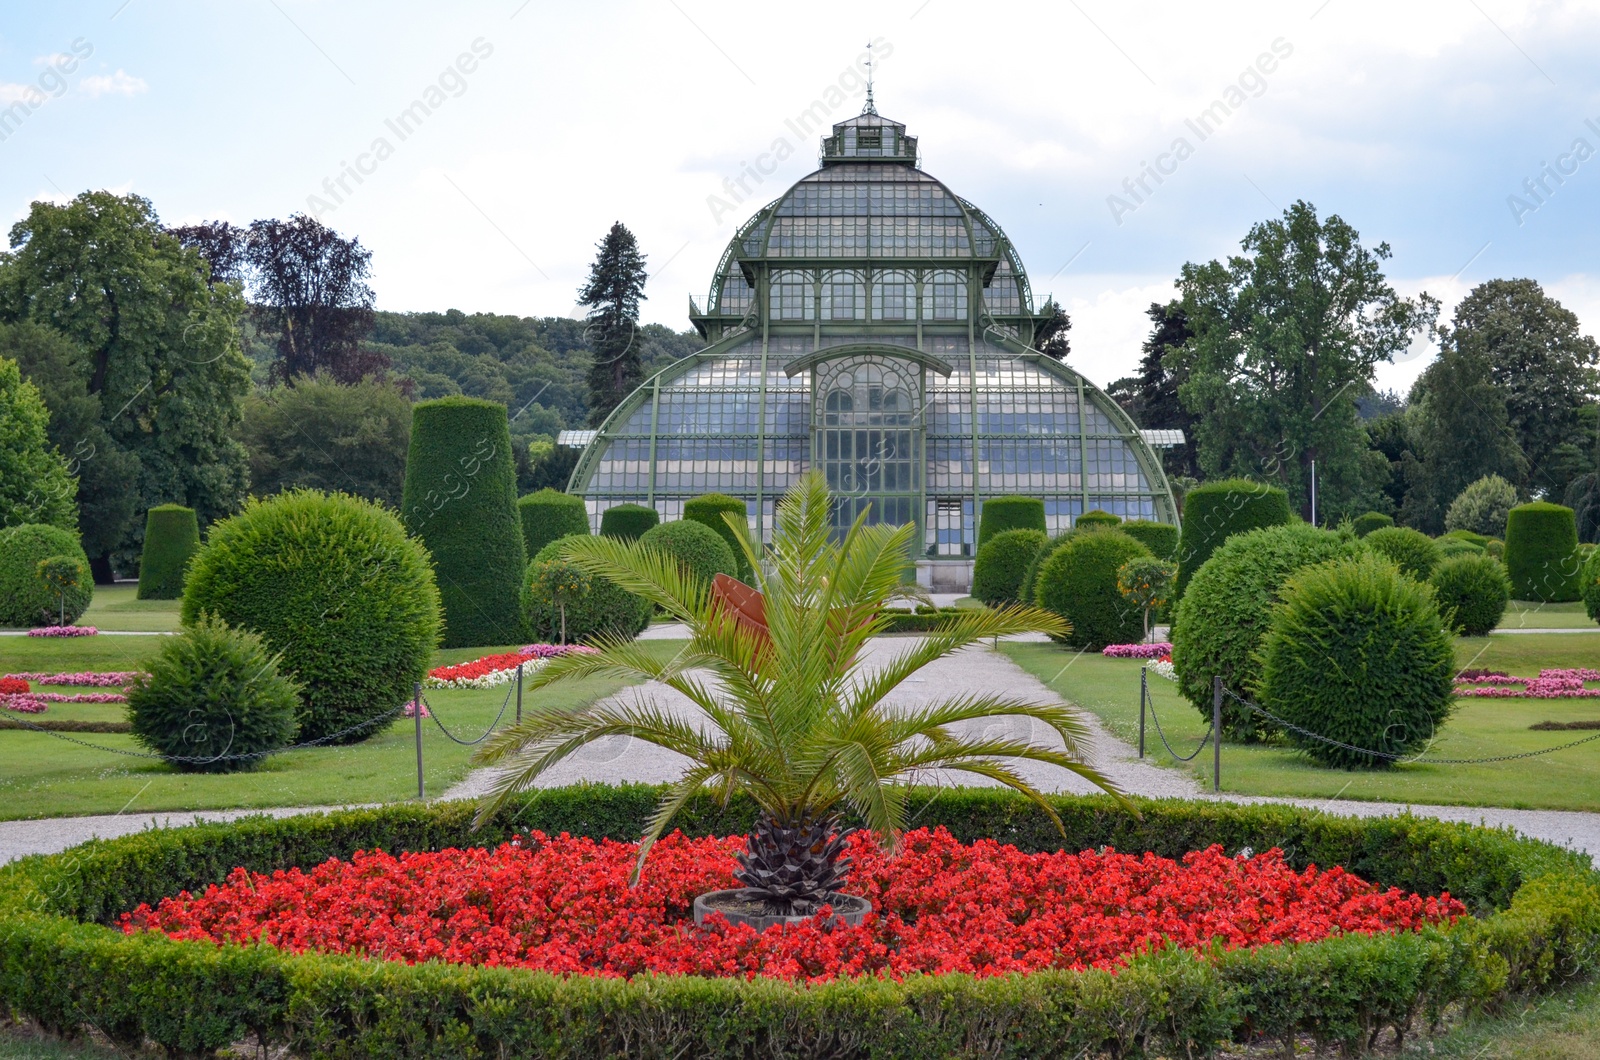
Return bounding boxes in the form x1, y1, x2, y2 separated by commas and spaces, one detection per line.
599, 503, 660, 542
976, 496, 1046, 546
1259, 554, 1457, 769
1443, 528, 1490, 548
1074, 509, 1121, 530
127, 614, 301, 772
638, 519, 737, 590
1018, 529, 1075, 606
0, 523, 91, 628
401, 397, 526, 648
683, 494, 752, 579
1034, 528, 1150, 649
1351, 512, 1393, 538
971, 528, 1049, 607
1175, 479, 1292, 599
1430, 553, 1511, 637
136, 505, 200, 601
1445, 474, 1519, 539
1435, 537, 1485, 561
1119, 520, 1179, 561
519, 489, 590, 558
523, 536, 651, 644
182, 489, 442, 744
1504, 502, 1583, 602
1583, 548, 1600, 625
1170, 523, 1363, 739
1363, 526, 1443, 581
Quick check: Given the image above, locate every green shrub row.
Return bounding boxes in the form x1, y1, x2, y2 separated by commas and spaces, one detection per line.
0, 718, 131, 733
877, 608, 973, 633
0, 791, 1594, 1059
135, 504, 199, 600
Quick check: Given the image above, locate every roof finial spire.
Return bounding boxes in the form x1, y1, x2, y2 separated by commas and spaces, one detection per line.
863, 39, 877, 115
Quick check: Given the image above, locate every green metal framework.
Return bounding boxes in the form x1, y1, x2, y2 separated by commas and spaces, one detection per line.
569, 107, 1178, 554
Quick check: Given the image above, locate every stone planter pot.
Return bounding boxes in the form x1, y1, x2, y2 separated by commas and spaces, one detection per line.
692, 889, 872, 931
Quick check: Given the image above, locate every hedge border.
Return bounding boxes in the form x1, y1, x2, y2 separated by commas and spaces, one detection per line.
1, 789, 1596, 1059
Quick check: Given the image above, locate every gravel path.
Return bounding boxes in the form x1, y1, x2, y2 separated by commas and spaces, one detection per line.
5, 640, 1598, 866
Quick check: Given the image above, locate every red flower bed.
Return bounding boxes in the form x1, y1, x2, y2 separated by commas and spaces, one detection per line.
0, 678, 29, 695
122, 828, 1463, 981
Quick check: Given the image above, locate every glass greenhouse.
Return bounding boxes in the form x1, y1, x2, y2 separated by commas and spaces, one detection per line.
568, 104, 1177, 585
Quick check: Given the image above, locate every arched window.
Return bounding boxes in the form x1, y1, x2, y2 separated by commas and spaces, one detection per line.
820, 269, 865, 321
770, 269, 815, 321
871, 269, 915, 321
814, 356, 922, 534
923, 269, 968, 321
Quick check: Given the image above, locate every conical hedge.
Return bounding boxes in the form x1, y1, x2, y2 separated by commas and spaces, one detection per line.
402, 397, 527, 647
136, 504, 200, 600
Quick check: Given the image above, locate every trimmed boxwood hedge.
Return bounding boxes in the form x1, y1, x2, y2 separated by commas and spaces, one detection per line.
1120, 519, 1179, 561
1176, 479, 1293, 599
977, 496, 1046, 545
1075, 508, 1121, 529
135, 504, 200, 600
637, 519, 737, 590
683, 493, 753, 580
0, 523, 92, 628
971, 528, 1048, 606
1363, 525, 1443, 581
598, 502, 659, 541
1, 789, 1595, 1059
1504, 501, 1583, 602
518, 489, 590, 557
1035, 528, 1150, 649
1586, 548, 1600, 624
402, 397, 527, 647
1351, 512, 1393, 538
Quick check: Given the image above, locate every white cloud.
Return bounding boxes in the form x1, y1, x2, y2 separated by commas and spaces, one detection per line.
80, 70, 147, 97
0, 83, 33, 103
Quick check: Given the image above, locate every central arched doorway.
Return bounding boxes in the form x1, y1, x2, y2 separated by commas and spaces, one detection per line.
810, 353, 924, 538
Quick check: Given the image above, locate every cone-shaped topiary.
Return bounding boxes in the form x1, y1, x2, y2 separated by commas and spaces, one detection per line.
182, 489, 442, 743
976, 496, 1046, 546
0, 523, 91, 628
1119, 520, 1179, 561
1175, 479, 1292, 599
1034, 528, 1150, 649
972, 528, 1049, 606
683, 493, 753, 579
1430, 553, 1511, 637
1351, 512, 1393, 538
637, 519, 736, 590
402, 397, 527, 647
522, 536, 650, 644
600, 503, 660, 542
1363, 526, 1443, 581
1260, 554, 1456, 769
1075, 509, 1121, 529
519, 489, 590, 558
1504, 502, 1583, 602
127, 613, 300, 772
136, 504, 200, 600
1171, 523, 1363, 740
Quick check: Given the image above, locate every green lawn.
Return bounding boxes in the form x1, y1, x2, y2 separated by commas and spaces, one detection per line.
0, 639, 681, 821
1500, 599, 1596, 630
1003, 632, 1600, 812
0, 583, 183, 635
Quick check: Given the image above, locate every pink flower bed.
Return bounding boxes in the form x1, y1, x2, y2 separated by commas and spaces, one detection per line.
4, 672, 140, 687
1102, 643, 1174, 659
26, 625, 98, 637
1455, 669, 1600, 699
1, 694, 48, 714
30, 692, 127, 703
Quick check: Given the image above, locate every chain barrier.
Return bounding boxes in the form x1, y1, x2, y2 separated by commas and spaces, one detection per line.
1224, 688, 1600, 765
1143, 686, 1215, 762
1, 703, 407, 764
421, 677, 516, 747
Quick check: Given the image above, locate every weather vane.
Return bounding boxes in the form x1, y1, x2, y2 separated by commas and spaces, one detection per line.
863, 39, 877, 115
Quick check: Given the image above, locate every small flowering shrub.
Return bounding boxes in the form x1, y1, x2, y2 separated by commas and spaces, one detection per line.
1456, 669, 1600, 698
1101, 642, 1175, 659
122, 828, 1463, 981
26, 625, 97, 637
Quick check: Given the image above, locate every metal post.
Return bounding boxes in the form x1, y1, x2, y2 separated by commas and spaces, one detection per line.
1138, 666, 1147, 758
1211, 675, 1222, 793
414, 682, 425, 800
516, 663, 524, 725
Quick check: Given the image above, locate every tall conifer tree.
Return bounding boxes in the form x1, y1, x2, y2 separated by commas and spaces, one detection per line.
578, 222, 647, 425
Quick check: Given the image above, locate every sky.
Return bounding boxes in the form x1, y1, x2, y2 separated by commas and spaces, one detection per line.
3, 0, 1600, 392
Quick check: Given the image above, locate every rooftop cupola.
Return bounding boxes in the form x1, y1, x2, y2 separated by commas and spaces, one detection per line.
820, 111, 918, 166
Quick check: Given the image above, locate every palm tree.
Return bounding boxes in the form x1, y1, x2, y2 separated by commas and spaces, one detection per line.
473, 474, 1132, 915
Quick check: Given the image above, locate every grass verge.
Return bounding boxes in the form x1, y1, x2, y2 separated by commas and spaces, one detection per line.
1002, 632, 1600, 812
